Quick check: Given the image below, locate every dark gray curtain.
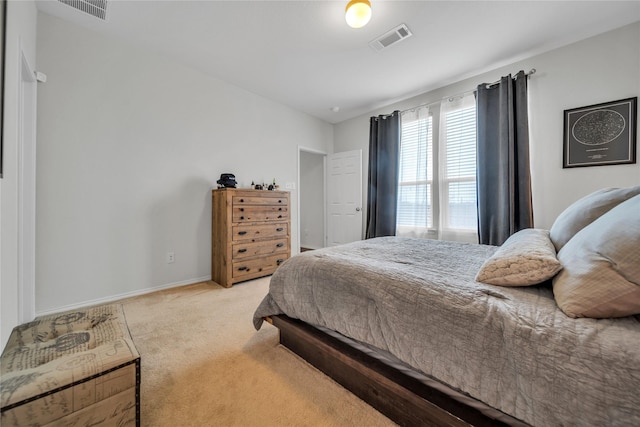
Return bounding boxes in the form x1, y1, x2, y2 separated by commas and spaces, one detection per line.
365, 111, 401, 239
476, 71, 533, 246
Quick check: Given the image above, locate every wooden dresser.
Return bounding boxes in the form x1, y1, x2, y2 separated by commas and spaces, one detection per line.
211, 188, 291, 287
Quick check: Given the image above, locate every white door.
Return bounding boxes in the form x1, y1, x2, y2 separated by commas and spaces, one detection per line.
327, 150, 363, 246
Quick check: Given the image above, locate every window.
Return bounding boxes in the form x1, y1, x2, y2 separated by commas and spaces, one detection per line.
397, 107, 433, 239
397, 94, 477, 242
440, 95, 477, 238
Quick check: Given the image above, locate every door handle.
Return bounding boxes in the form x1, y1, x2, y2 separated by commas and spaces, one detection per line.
356, 207, 361, 211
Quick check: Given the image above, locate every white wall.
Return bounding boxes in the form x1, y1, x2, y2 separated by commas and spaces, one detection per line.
334, 22, 640, 231
35, 13, 332, 314
299, 151, 325, 249
6, 12, 639, 340
1, 0, 38, 347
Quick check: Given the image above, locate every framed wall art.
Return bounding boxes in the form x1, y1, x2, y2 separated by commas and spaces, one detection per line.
563, 97, 637, 168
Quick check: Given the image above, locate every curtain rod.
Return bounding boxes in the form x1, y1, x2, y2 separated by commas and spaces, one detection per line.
400, 68, 537, 114
485, 68, 536, 88
400, 100, 441, 115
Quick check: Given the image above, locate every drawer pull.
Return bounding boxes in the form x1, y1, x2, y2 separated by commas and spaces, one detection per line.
278, 200, 282, 203
240, 208, 244, 212
276, 259, 285, 265
276, 228, 284, 232
240, 216, 245, 220
238, 231, 247, 236
239, 199, 244, 203
238, 266, 249, 271
276, 243, 284, 247
238, 248, 247, 253
277, 215, 282, 219
278, 207, 282, 211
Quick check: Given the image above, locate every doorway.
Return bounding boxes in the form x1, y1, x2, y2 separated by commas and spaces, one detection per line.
298, 148, 326, 252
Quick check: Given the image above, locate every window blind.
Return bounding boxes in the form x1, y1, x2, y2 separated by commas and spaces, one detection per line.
397, 108, 433, 237
442, 105, 477, 230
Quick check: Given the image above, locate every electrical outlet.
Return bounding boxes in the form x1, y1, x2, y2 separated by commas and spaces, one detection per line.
166, 252, 175, 263
285, 182, 296, 190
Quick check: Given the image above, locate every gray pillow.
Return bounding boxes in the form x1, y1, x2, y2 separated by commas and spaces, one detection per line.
549, 186, 640, 251
475, 228, 562, 286
552, 195, 640, 318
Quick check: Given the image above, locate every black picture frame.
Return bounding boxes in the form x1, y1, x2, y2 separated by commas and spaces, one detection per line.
563, 97, 637, 168
1, 0, 6, 178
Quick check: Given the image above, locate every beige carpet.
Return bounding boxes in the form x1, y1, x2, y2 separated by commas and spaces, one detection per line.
117, 278, 397, 427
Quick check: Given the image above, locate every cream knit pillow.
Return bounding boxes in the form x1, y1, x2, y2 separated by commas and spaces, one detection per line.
475, 228, 562, 286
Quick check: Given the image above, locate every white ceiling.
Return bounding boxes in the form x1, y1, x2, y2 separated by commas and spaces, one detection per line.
36, 1, 640, 124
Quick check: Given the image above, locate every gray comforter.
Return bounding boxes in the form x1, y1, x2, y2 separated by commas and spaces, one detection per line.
253, 237, 640, 427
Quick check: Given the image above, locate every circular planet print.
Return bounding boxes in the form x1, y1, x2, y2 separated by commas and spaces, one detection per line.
572, 109, 626, 145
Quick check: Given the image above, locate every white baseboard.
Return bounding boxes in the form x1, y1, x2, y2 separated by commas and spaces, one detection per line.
35, 275, 212, 318
300, 244, 323, 250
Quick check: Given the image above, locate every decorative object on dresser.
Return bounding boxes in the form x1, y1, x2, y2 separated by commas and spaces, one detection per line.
216, 173, 237, 188
212, 188, 291, 287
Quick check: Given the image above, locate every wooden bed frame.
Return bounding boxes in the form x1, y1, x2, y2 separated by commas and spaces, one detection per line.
267, 315, 517, 427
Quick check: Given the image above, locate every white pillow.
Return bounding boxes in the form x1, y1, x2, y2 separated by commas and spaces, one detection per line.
549, 186, 640, 251
553, 195, 640, 318
475, 228, 562, 286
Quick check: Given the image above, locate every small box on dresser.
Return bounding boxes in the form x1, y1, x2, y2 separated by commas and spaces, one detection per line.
212, 188, 291, 287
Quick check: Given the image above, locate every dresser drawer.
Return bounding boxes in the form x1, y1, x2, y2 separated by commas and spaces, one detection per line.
233, 238, 288, 260
232, 223, 288, 242
232, 205, 288, 223
232, 254, 288, 280
233, 195, 288, 206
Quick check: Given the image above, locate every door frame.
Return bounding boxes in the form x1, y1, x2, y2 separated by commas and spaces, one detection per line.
18, 49, 37, 323
297, 146, 327, 253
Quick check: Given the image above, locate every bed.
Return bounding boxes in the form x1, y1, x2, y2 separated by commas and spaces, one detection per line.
253, 188, 640, 427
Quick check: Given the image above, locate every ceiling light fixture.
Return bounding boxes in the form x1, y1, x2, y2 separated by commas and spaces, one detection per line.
345, 0, 372, 29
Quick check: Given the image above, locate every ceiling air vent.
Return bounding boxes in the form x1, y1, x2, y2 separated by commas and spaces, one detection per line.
57, 0, 108, 20
369, 24, 412, 52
